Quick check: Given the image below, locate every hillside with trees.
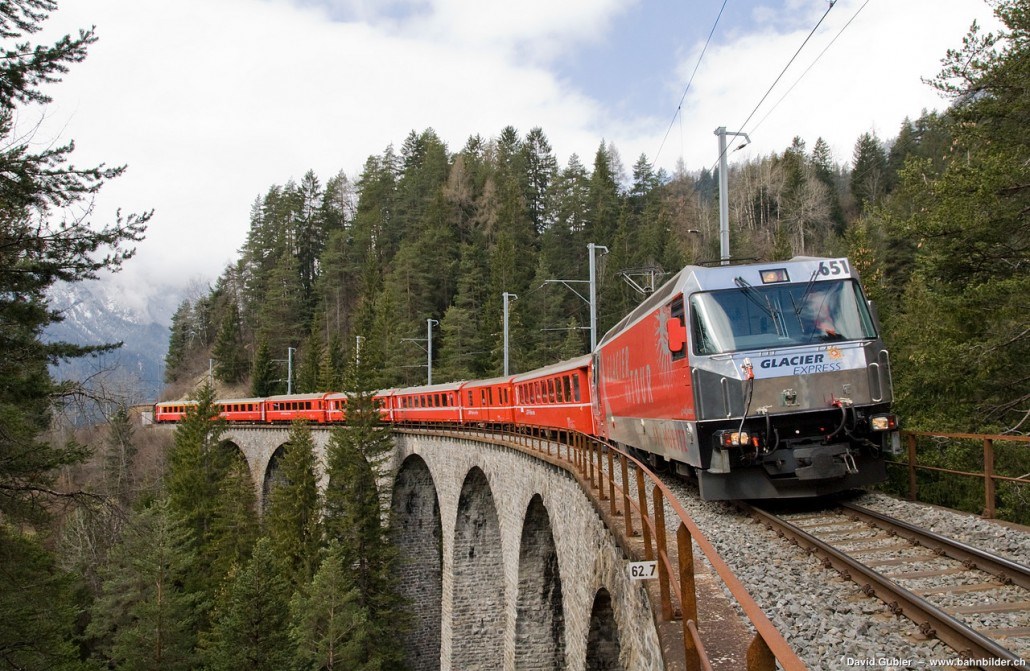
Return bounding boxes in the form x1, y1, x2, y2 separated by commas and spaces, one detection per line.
2, 0, 1028, 668
165, 132, 842, 393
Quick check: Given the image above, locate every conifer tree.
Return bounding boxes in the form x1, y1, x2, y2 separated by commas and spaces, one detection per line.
559, 317, 586, 360
437, 302, 478, 381
213, 301, 247, 384
296, 330, 322, 393
0, 527, 85, 671
318, 332, 345, 392
263, 421, 323, 587
206, 454, 259, 585
295, 170, 327, 297
596, 220, 634, 333
483, 230, 521, 374
521, 260, 564, 365
0, 2, 149, 664
257, 250, 307, 354
850, 132, 888, 213
166, 384, 228, 548
87, 500, 200, 671
321, 170, 353, 233
811, 137, 846, 235
250, 338, 276, 397
372, 274, 416, 386
886, 117, 918, 193
586, 141, 623, 244
322, 357, 406, 669
495, 298, 530, 373
395, 129, 450, 245
204, 538, 294, 671
523, 127, 558, 233
444, 151, 484, 243
323, 427, 389, 595
164, 300, 195, 383
549, 153, 590, 239
881, 0, 1030, 432
289, 542, 371, 671
351, 148, 399, 262
165, 384, 256, 606
434, 241, 491, 380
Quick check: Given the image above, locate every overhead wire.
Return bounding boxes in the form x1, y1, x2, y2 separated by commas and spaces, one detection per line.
650, 0, 729, 170
748, 0, 871, 137
709, 0, 840, 173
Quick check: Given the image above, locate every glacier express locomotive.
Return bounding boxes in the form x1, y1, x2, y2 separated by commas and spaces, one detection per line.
591, 256, 899, 499
155, 256, 899, 500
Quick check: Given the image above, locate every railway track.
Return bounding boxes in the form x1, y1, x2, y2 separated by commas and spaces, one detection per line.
745, 501, 1030, 668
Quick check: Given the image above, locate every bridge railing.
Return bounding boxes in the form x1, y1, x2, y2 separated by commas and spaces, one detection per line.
420, 423, 807, 671
889, 432, 1025, 521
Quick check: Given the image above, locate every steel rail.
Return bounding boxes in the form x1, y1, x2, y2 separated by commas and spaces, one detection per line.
839, 502, 1030, 591
746, 503, 1026, 666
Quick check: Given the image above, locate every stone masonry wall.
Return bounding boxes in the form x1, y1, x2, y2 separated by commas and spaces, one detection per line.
388, 433, 664, 671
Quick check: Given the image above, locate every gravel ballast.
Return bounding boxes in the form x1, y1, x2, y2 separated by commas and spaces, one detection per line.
653, 481, 1030, 670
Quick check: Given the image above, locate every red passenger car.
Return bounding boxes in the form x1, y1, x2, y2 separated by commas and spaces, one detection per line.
263, 393, 330, 424
460, 376, 515, 426
216, 398, 265, 423
153, 400, 197, 423
391, 382, 463, 425
512, 355, 593, 433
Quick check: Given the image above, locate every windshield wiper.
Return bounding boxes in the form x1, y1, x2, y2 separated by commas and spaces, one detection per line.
734, 276, 785, 336
794, 267, 820, 318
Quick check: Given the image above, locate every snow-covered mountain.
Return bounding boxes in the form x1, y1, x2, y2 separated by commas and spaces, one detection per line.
45, 280, 176, 406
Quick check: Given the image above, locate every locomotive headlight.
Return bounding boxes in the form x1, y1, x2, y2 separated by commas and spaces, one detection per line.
870, 414, 898, 431
715, 430, 750, 447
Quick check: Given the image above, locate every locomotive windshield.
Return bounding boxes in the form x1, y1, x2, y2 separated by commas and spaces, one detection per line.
690, 278, 877, 355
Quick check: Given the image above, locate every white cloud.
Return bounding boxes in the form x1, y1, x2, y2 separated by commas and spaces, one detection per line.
30, 0, 1000, 316
396, 0, 633, 60
38, 0, 615, 304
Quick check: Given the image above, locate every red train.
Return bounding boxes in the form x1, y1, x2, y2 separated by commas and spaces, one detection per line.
155, 257, 901, 500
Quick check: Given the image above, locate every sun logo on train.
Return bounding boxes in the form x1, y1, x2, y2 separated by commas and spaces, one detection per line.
827, 346, 843, 360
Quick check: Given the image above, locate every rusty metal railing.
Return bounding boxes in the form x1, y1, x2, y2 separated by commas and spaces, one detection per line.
411, 424, 807, 671
890, 431, 1030, 519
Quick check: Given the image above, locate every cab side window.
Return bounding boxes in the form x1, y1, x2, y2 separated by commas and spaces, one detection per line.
669, 296, 687, 361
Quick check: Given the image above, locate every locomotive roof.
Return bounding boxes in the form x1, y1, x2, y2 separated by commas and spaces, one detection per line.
215, 397, 264, 404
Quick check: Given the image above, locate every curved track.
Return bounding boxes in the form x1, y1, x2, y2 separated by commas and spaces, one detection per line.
745, 501, 1029, 667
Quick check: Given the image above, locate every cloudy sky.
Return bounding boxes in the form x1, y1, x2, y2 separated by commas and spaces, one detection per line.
33, 0, 999, 322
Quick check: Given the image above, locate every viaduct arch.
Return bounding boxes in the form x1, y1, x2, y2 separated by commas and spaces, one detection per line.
220, 426, 665, 670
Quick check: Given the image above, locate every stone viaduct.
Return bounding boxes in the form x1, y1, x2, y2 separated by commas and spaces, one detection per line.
220, 426, 666, 671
